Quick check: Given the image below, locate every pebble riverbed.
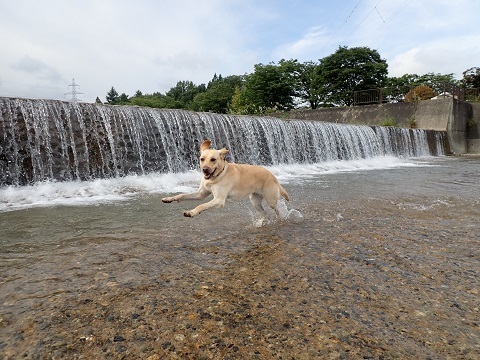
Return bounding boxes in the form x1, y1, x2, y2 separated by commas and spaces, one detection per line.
1, 156, 479, 359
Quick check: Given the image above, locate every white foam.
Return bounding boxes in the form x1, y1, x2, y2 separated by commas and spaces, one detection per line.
0, 171, 200, 213
0, 157, 434, 213
267, 156, 432, 182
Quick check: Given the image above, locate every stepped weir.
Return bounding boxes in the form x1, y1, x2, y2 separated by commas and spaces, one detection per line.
0, 98, 446, 186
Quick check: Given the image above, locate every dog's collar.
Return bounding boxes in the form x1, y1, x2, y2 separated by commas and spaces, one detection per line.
215, 164, 227, 178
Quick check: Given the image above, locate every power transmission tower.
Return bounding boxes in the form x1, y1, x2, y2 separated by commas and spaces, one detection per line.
64, 78, 84, 102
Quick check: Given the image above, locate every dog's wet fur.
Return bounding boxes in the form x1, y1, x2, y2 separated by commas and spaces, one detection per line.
162, 139, 289, 223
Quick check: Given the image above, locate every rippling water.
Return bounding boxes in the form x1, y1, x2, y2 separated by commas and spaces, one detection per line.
1, 155, 479, 357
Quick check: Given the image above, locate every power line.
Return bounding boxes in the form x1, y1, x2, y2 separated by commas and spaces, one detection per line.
364, 0, 415, 42
312, 0, 414, 66
346, 0, 383, 38
375, 6, 385, 23
343, 0, 363, 24
315, 0, 367, 57
383, 0, 414, 23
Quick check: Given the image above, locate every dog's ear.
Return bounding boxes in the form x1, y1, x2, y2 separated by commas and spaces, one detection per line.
200, 139, 211, 151
219, 148, 229, 159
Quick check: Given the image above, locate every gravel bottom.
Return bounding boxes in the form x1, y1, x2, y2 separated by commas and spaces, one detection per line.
1, 193, 479, 360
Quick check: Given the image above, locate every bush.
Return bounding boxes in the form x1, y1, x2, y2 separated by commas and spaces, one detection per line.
379, 115, 396, 127
405, 85, 436, 102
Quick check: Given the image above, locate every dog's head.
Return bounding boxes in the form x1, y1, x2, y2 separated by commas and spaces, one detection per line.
199, 139, 229, 180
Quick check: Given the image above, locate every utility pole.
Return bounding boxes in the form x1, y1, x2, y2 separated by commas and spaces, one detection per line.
64, 78, 84, 102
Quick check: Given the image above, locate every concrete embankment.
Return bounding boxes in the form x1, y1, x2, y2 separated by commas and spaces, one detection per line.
278, 98, 480, 155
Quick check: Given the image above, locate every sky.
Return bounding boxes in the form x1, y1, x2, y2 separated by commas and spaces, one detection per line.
1, 0, 479, 103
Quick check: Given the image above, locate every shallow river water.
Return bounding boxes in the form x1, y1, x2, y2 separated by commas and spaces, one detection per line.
0, 156, 479, 359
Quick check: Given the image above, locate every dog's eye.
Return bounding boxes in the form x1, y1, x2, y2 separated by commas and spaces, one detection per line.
211, 158, 216, 162
200, 157, 205, 162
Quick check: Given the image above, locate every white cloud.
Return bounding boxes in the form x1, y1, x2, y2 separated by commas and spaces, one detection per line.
387, 34, 480, 78
272, 26, 332, 62
11, 55, 65, 83
0, 0, 263, 102
0, 0, 479, 102
340, 0, 480, 80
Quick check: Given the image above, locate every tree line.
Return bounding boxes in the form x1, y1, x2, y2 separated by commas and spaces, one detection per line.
97, 46, 480, 114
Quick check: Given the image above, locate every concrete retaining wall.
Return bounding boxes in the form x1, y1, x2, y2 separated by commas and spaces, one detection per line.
276, 102, 416, 127
467, 102, 480, 153
278, 98, 479, 155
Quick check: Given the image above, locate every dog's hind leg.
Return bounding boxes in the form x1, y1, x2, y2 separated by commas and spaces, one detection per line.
264, 188, 284, 222
249, 193, 268, 225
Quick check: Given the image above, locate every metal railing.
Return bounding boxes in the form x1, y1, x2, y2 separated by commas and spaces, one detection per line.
353, 82, 480, 106
353, 86, 411, 105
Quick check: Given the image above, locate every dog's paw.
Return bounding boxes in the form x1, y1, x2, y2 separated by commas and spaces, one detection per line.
162, 197, 175, 203
183, 211, 193, 217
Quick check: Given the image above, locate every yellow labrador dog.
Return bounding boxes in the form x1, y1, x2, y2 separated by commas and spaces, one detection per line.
162, 139, 289, 222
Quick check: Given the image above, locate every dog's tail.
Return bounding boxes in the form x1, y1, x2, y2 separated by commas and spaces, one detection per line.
279, 184, 289, 202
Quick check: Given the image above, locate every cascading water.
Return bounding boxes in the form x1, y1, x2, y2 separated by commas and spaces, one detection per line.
0, 98, 446, 186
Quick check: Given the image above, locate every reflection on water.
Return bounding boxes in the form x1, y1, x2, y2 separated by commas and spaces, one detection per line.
1, 156, 479, 343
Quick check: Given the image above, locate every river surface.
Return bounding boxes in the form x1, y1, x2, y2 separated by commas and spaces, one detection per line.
0, 156, 479, 359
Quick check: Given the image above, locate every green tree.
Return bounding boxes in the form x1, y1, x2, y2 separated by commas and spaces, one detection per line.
228, 85, 259, 114
166, 80, 206, 109
386, 74, 420, 88
129, 92, 177, 108
241, 61, 298, 112
190, 74, 243, 113
95, 97, 102, 104
278, 58, 302, 104
106, 86, 119, 104
118, 93, 130, 104
387, 73, 458, 92
462, 67, 480, 88
418, 73, 459, 91
297, 60, 323, 109
316, 46, 388, 106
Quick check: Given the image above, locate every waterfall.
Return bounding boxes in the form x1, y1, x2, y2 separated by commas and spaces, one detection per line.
0, 98, 446, 186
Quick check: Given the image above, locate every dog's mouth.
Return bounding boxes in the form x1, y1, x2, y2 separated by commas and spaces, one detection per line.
203, 167, 216, 180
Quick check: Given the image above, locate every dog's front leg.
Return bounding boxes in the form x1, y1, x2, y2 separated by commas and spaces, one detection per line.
184, 196, 226, 217
162, 187, 210, 203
